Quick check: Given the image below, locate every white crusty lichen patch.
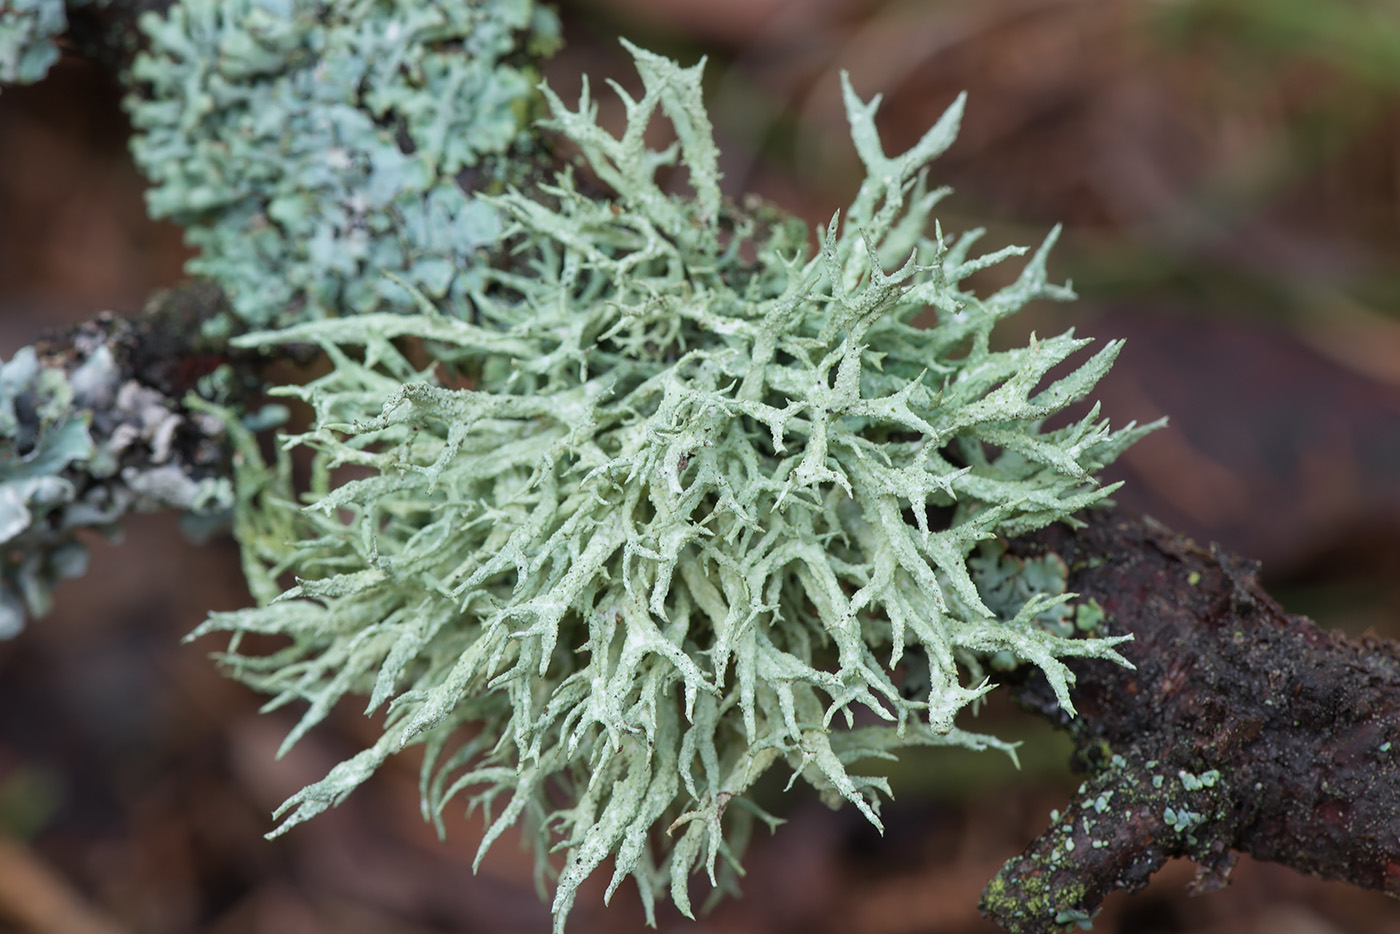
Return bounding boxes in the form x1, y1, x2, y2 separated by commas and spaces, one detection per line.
197, 43, 1158, 930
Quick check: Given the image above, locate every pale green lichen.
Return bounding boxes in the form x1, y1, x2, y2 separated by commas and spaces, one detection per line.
195, 44, 1158, 929
1162, 805, 1203, 833
972, 538, 1077, 645
125, 0, 561, 331
1178, 768, 1220, 791
1074, 597, 1106, 633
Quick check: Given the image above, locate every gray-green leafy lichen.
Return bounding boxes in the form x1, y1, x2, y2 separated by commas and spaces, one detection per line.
125, 0, 561, 332
0, 318, 234, 635
195, 44, 1158, 930
0, 0, 112, 85
0, 346, 94, 635
0, 0, 65, 85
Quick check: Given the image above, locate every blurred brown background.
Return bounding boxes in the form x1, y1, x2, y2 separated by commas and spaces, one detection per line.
1, 1, 1399, 931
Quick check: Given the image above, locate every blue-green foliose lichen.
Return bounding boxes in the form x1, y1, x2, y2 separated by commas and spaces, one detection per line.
0, 337, 234, 635
0, 0, 115, 86
125, 0, 561, 331
0, 347, 95, 635
0, 0, 66, 85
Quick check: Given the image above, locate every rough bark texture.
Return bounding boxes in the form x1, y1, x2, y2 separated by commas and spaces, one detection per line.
981, 511, 1400, 932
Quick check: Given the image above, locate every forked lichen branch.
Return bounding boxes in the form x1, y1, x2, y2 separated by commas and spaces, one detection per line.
192, 44, 1155, 929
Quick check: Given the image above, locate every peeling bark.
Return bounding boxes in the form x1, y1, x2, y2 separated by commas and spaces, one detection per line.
981, 511, 1400, 932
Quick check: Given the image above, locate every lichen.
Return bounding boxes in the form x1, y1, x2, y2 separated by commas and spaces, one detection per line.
1074, 597, 1106, 634
0, 347, 94, 635
971, 538, 1081, 665
0, 323, 234, 635
981, 863, 1091, 932
0, 0, 65, 85
1178, 768, 1220, 791
124, 0, 561, 332
192, 43, 1159, 929
0, 0, 113, 86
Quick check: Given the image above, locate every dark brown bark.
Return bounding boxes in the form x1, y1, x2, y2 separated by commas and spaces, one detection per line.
981, 510, 1400, 932
61, 0, 176, 75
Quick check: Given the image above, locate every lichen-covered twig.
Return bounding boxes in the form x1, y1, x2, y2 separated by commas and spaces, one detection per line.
186, 44, 1159, 932
1, 0, 565, 629
982, 510, 1400, 932
5, 0, 564, 335
0, 284, 240, 634
11, 4, 1400, 931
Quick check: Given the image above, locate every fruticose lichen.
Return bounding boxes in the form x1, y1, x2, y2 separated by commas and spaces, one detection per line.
0, 317, 234, 635
194, 43, 1159, 930
124, 0, 561, 332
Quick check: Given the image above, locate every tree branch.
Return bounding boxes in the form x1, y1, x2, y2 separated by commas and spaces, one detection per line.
28, 302, 1400, 929
0, 285, 254, 632
982, 509, 1400, 931
19, 8, 1400, 925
